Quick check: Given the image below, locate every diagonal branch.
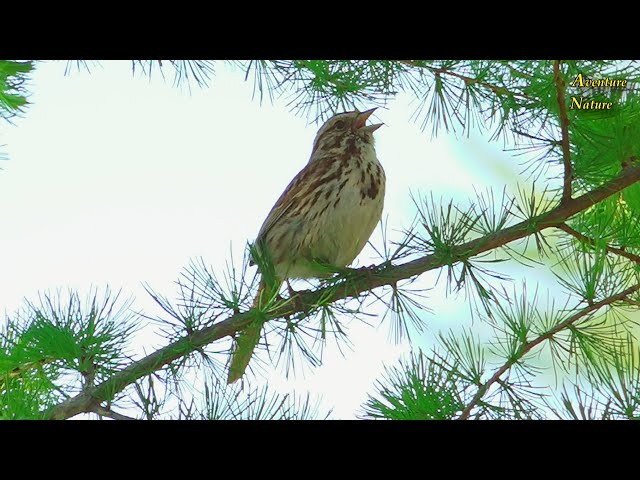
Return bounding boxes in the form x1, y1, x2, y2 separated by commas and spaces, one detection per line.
457, 283, 640, 420
554, 60, 573, 203
44, 162, 640, 420
556, 223, 640, 264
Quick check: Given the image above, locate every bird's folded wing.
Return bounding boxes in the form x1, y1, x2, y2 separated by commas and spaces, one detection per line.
256, 154, 338, 243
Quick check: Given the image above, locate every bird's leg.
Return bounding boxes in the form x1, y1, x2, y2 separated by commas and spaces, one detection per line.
283, 279, 310, 313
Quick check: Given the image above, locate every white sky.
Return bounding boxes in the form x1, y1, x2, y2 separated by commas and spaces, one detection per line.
0, 61, 560, 418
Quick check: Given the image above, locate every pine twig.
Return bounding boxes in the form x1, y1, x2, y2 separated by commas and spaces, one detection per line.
557, 223, 640, 264
622, 296, 640, 308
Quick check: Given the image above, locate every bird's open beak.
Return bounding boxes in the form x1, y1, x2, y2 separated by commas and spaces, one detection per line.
355, 108, 383, 132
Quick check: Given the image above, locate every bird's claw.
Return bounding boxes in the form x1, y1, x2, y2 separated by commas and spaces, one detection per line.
283, 280, 310, 313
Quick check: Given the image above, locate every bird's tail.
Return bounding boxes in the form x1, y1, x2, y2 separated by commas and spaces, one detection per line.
227, 277, 278, 384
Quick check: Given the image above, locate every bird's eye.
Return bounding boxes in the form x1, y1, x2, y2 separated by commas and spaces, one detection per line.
334, 120, 346, 130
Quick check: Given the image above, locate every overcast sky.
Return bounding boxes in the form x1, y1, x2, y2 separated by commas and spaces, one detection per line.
0, 61, 559, 418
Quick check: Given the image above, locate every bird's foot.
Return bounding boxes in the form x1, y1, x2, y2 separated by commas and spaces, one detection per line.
343, 262, 390, 286
283, 280, 311, 313
343, 264, 377, 276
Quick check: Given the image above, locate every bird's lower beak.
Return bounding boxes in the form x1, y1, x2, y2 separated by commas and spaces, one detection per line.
354, 108, 383, 132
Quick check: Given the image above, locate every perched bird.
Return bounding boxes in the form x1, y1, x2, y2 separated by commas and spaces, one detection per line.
227, 108, 386, 384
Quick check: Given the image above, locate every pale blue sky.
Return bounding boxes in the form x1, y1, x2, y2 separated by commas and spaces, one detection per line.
0, 61, 561, 418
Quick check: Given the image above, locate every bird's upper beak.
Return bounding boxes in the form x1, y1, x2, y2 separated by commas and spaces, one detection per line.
354, 108, 383, 132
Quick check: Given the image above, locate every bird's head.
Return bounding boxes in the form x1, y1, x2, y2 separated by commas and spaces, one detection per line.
310, 108, 382, 159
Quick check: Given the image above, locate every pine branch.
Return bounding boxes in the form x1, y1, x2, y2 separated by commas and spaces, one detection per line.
457, 283, 640, 420
554, 60, 573, 204
556, 223, 640, 264
44, 162, 640, 420
399, 60, 531, 100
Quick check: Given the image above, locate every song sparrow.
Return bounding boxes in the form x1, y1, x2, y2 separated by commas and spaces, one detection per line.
227, 108, 386, 384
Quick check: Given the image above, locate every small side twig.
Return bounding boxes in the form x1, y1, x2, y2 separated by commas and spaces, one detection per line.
92, 404, 137, 421
557, 223, 640, 264
622, 296, 640, 308
512, 129, 561, 146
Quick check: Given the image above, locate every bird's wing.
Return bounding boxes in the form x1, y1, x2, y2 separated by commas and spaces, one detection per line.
256, 154, 337, 242
256, 176, 302, 242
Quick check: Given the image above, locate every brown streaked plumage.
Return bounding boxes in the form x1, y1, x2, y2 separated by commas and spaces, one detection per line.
227, 108, 386, 384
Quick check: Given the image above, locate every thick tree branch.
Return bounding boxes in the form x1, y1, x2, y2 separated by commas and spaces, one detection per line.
44, 163, 640, 420
554, 60, 573, 203
457, 283, 640, 420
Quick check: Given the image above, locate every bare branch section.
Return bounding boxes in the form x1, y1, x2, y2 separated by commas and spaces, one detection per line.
458, 283, 640, 420
45, 163, 640, 420
554, 60, 573, 203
